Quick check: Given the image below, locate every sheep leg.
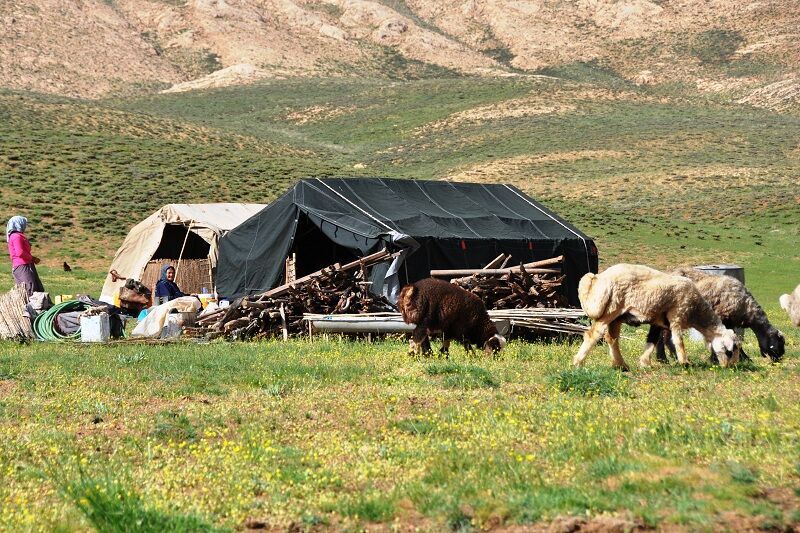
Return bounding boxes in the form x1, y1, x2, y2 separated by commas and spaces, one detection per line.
409, 327, 431, 356
440, 337, 451, 357
671, 326, 689, 366
605, 319, 629, 371
573, 320, 608, 367
649, 325, 674, 362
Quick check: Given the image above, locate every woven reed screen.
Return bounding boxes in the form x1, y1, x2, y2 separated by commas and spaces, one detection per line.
142, 259, 213, 295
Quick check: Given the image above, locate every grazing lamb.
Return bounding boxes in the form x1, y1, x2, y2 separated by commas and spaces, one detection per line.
651, 267, 784, 362
779, 284, 800, 327
398, 277, 505, 356
573, 264, 741, 369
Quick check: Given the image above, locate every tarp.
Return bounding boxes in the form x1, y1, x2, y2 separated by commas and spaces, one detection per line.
101, 203, 266, 301
216, 178, 598, 305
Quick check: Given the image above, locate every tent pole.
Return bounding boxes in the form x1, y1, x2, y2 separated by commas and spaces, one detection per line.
175, 220, 194, 286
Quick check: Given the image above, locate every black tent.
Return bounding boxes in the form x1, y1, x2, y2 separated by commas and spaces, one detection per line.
216, 178, 597, 305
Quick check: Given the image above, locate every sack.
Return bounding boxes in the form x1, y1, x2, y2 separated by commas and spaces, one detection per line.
119, 287, 150, 305
124, 279, 151, 297
29, 292, 53, 311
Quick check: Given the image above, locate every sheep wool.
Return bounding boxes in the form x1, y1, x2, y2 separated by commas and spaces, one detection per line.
574, 264, 740, 369
779, 284, 800, 327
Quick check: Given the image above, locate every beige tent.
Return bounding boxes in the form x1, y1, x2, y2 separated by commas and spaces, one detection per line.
101, 203, 266, 301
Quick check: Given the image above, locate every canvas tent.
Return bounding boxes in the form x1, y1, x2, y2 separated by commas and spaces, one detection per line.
217, 178, 597, 305
101, 203, 266, 301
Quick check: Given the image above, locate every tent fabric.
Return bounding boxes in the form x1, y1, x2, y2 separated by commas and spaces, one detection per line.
216, 178, 598, 305
101, 203, 266, 301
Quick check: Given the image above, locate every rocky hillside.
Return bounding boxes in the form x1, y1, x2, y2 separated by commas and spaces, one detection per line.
1, 0, 798, 108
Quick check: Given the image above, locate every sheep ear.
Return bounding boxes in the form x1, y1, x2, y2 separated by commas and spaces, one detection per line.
779, 294, 790, 311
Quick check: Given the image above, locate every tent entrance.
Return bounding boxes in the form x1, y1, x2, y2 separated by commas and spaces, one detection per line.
144, 224, 213, 294
141, 259, 212, 295
290, 215, 361, 281
152, 224, 210, 260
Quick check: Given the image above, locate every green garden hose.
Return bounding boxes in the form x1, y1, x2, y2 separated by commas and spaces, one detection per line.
33, 300, 92, 341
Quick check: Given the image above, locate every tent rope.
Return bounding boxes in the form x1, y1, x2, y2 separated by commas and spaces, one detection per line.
314, 179, 394, 232
174, 219, 194, 284
502, 185, 592, 271
416, 181, 481, 238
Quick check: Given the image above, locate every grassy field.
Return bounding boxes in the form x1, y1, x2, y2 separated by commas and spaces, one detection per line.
1, 326, 799, 531
1, 65, 800, 530
2, 67, 798, 271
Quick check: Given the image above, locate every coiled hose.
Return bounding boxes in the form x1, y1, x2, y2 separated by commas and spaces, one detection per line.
33, 300, 92, 341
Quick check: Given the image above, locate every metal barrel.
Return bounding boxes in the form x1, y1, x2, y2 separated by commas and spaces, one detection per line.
693, 264, 745, 339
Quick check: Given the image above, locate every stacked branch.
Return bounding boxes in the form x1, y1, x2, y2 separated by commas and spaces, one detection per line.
0, 285, 34, 340
444, 254, 569, 309
188, 250, 398, 340
439, 254, 586, 336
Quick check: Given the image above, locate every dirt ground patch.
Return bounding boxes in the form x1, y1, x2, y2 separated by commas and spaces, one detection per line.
285, 104, 359, 125
414, 98, 576, 137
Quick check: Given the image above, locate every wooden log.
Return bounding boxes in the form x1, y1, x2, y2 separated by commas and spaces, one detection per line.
223, 317, 251, 332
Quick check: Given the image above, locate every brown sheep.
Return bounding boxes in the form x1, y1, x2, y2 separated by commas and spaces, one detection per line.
398, 277, 505, 356
574, 264, 741, 369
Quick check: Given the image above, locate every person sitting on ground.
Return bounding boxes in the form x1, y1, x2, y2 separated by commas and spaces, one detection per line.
154, 264, 186, 303
6, 216, 45, 296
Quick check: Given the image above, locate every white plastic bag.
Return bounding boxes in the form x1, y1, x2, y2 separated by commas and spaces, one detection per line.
131, 297, 200, 339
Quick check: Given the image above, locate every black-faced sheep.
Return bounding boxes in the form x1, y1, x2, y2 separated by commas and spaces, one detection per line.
779, 284, 800, 327
574, 264, 741, 369
651, 267, 784, 362
398, 277, 505, 356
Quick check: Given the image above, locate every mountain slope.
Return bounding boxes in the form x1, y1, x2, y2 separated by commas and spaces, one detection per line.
2, 0, 798, 101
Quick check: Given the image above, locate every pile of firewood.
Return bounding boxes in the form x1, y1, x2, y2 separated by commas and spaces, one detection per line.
187, 249, 398, 340
435, 254, 569, 310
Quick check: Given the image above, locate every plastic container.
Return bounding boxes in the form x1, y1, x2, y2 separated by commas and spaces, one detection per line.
55, 294, 74, 304
80, 314, 110, 343
196, 294, 216, 309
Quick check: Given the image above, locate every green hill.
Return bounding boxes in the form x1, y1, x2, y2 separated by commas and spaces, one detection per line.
1, 70, 799, 298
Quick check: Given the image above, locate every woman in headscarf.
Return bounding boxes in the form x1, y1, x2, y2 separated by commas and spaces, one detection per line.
6, 216, 45, 295
154, 264, 186, 303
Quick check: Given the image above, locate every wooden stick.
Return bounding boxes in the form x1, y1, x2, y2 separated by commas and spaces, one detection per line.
433, 267, 560, 277
259, 249, 400, 299
279, 303, 288, 341
447, 256, 564, 281
482, 253, 507, 270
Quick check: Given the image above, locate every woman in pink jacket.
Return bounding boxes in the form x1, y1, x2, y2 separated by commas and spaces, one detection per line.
6, 216, 45, 295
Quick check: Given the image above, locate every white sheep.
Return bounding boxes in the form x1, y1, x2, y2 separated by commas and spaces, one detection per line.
573, 264, 741, 369
652, 267, 784, 361
779, 284, 800, 327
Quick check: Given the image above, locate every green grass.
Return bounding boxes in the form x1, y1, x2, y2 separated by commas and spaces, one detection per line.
59, 471, 222, 532
0, 329, 798, 530
1, 68, 800, 530
549, 367, 630, 397
2, 75, 799, 285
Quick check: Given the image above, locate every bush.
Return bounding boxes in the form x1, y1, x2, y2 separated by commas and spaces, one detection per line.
691, 29, 744, 64
550, 367, 630, 397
